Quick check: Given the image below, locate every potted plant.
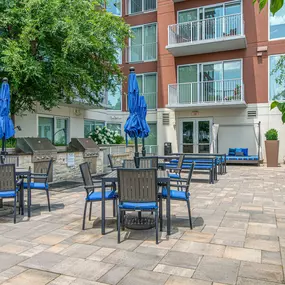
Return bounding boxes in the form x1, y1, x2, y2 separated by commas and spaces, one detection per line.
265, 129, 279, 167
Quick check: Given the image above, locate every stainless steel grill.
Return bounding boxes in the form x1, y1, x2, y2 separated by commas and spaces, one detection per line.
16, 138, 57, 162
68, 138, 99, 174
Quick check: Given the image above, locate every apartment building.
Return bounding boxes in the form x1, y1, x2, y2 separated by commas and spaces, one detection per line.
16, 0, 285, 161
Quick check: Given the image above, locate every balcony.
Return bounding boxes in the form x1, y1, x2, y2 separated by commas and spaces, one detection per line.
125, 43, 157, 63
166, 14, 246, 56
167, 79, 246, 109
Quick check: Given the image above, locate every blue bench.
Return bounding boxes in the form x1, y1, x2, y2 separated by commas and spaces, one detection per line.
226, 148, 259, 165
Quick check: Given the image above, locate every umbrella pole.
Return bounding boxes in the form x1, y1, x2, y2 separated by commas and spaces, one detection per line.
142, 138, 146, 157
134, 137, 139, 168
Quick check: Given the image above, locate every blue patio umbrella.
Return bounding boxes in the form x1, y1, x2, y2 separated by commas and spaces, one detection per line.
0, 78, 15, 163
124, 67, 143, 167
138, 95, 150, 157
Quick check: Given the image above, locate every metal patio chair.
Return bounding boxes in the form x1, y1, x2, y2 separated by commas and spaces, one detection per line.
0, 164, 23, 223
23, 159, 53, 212
80, 162, 117, 230
168, 154, 185, 180
117, 168, 160, 244
160, 162, 195, 229
139, 157, 159, 169
122, 159, 136, 168
108, 154, 122, 171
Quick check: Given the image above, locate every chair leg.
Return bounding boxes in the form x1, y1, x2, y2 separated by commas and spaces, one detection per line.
46, 189, 51, 212
159, 197, 163, 232
89, 202, 92, 221
155, 209, 159, 244
13, 196, 17, 224
17, 192, 21, 214
187, 199, 193, 230
82, 200, 88, 230
122, 211, 125, 231
117, 207, 121, 244
113, 199, 116, 217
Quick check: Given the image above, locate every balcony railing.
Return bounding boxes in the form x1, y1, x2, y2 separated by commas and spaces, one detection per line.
168, 79, 244, 107
125, 42, 157, 63
125, 0, 156, 15
168, 14, 243, 46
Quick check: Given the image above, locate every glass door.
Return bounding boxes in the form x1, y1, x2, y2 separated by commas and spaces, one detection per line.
198, 120, 210, 153
178, 65, 198, 104
181, 119, 212, 153
182, 121, 195, 153
203, 5, 223, 40
38, 117, 54, 142
178, 9, 198, 42
201, 62, 223, 102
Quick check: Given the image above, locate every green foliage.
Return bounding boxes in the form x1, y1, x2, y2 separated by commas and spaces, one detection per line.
271, 101, 285, 123
265, 129, 278, 140
0, 137, 17, 148
115, 135, 124, 144
253, 0, 284, 14
89, 126, 122, 144
0, 0, 130, 115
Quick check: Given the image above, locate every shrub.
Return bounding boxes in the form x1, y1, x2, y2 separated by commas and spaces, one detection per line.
0, 137, 17, 148
265, 129, 278, 140
89, 126, 122, 145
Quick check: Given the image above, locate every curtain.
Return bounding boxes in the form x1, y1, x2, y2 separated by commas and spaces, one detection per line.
144, 74, 157, 109
210, 124, 219, 153
131, 27, 142, 62
144, 24, 156, 61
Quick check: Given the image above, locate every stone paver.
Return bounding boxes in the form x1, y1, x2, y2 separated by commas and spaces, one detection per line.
1, 166, 285, 285
193, 256, 240, 285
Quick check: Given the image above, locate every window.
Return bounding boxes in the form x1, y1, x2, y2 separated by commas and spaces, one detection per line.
115, 49, 122, 64
107, 123, 122, 134
84, 120, 105, 137
136, 73, 157, 109
106, 84, 122, 110
269, 55, 285, 101
38, 116, 68, 145
177, 59, 242, 103
129, 24, 157, 62
269, 1, 285, 40
129, 0, 156, 14
106, 0, 121, 16
138, 122, 157, 154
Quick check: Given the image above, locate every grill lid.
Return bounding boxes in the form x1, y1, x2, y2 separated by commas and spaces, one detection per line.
16, 138, 57, 154
68, 138, 99, 154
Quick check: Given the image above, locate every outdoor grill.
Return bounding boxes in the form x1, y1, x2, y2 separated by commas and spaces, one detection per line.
68, 138, 99, 173
16, 137, 57, 182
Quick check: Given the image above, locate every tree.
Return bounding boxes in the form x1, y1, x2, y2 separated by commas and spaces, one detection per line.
254, 0, 284, 15
0, 0, 130, 115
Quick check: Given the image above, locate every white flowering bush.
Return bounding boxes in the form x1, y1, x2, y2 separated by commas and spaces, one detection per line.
89, 126, 124, 145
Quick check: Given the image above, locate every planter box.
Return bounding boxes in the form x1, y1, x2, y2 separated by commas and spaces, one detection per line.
265, 140, 279, 167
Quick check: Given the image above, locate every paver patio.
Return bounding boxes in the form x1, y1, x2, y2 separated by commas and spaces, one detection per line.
0, 165, 285, 285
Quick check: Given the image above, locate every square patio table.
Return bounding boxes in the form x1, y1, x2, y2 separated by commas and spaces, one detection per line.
16, 168, 31, 217
101, 169, 171, 235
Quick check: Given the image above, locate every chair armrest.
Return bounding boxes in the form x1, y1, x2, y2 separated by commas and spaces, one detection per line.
16, 179, 23, 186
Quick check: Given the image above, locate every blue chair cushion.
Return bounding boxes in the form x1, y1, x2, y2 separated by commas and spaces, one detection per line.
242, 148, 248, 156
119, 202, 157, 210
87, 190, 117, 201
23, 182, 48, 190
228, 148, 236, 156
169, 173, 180, 179
0, 189, 19, 198
162, 188, 190, 200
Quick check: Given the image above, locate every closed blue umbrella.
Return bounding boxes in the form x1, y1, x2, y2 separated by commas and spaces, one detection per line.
0, 78, 15, 163
138, 96, 150, 157
124, 67, 142, 167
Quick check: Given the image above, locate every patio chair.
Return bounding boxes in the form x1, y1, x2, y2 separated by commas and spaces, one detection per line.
160, 162, 195, 229
123, 159, 136, 168
139, 157, 159, 169
0, 156, 19, 166
23, 159, 53, 212
80, 162, 117, 230
0, 164, 23, 223
108, 154, 122, 170
117, 168, 160, 244
168, 154, 184, 179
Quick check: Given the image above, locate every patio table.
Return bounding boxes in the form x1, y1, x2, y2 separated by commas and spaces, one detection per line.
16, 168, 31, 217
101, 169, 171, 235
